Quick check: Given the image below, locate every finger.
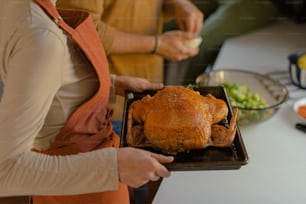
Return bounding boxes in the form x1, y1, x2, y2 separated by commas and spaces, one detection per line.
149, 152, 174, 175
177, 19, 187, 31
185, 18, 196, 33
180, 31, 198, 41
139, 82, 163, 91
194, 19, 203, 34
154, 164, 171, 178
150, 172, 161, 181
171, 54, 188, 62
133, 83, 164, 93
187, 48, 200, 57
146, 83, 164, 90
150, 153, 174, 165
192, 13, 204, 34
176, 49, 198, 61
148, 157, 171, 179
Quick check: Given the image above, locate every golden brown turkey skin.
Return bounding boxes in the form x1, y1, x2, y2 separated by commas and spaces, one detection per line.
126, 86, 237, 154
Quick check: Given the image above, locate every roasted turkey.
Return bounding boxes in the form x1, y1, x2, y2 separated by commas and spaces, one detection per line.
126, 86, 238, 154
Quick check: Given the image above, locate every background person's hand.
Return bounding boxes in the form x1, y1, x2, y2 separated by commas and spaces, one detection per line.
117, 147, 174, 188
114, 75, 164, 96
173, 0, 204, 34
157, 30, 200, 61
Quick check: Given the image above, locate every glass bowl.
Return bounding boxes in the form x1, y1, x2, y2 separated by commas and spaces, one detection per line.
196, 69, 289, 126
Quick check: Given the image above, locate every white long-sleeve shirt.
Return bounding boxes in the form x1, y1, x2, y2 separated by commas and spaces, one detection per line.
0, 0, 119, 196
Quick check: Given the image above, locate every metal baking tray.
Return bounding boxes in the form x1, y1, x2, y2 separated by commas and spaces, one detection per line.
120, 86, 248, 170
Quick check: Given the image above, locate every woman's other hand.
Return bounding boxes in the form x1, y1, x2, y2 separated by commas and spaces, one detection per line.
117, 147, 174, 188
114, 76, 164, 97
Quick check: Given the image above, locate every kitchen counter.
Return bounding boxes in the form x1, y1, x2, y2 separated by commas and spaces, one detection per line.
152, 20, 306, 204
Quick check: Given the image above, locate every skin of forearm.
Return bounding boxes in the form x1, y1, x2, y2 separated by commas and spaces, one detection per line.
109, 30, 156, 54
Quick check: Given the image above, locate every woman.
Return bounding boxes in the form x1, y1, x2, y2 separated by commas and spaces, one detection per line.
0, 0, 173, 203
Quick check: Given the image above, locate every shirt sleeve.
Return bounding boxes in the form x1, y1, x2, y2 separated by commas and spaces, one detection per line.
0, 29, 119, 196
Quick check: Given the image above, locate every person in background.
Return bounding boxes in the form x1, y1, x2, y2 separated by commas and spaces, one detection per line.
164, 0, 281, 85
0, 0, 174, 204
56, 0, 204, 135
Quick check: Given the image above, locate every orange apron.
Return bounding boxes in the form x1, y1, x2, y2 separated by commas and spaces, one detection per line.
31, 0, 129, 203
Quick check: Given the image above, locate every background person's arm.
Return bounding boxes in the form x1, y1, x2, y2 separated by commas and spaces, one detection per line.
56, 0, 200, 60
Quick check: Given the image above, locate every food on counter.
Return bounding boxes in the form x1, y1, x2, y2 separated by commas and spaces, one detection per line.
220, 82, 268, 109
298, 53, 306, 69
126, 86, 238, 154
297, 105, 306, 119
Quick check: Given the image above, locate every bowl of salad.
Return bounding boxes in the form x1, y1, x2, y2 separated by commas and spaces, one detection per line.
196, 69, 289, 126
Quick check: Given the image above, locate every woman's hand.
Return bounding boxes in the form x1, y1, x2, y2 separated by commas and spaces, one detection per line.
114, 75, 164, 97
117, 147, 174, 188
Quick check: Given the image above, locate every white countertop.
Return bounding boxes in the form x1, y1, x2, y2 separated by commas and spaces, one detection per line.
153, 20, 306, 204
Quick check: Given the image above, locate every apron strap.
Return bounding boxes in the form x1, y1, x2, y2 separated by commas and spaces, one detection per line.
34, 0, 74, 35
34, 0, 111, 121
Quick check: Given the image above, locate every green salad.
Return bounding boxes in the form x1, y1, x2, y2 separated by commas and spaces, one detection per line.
220, 82, 268, 109
220, 82, 271, 125
186, 82, 270, 125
